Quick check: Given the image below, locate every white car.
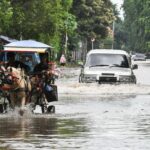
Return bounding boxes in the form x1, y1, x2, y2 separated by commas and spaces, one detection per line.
131, 53, 146, 61
79, 49, 138, 84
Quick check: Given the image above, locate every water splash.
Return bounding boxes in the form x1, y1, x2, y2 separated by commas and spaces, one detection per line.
57, 83, 150, 95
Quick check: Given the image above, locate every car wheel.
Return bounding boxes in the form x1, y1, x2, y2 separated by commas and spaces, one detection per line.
79, 74, 84, 83
134, 79, 137, 84
132, 78, 137, 84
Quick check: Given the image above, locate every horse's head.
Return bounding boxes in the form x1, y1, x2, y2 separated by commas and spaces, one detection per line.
7, 67, 21, 78
7, 67, 31, 91
0, 66, 20, 90
6, 67, 26, 87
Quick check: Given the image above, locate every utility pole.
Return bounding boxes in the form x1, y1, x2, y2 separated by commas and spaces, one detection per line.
64, 6, 68, 55
64, 31, 68, 54
91, 38, 95, 50
112, 20, 115, 49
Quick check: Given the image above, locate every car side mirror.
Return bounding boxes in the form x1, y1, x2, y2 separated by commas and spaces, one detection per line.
132, 64, 138, 70
78, 61, 84, 68
80, 64, 84, 68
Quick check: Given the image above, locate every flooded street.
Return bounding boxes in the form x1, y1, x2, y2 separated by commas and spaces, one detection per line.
1, 61, 150, 150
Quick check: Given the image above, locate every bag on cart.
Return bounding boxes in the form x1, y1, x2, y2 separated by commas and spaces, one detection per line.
43, 84, 58, 102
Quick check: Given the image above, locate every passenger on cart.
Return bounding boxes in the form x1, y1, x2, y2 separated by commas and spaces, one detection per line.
6, 52, 30, 73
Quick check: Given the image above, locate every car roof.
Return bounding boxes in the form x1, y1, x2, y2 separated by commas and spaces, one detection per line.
135, 53, 145, 56
87, 49, 129, 56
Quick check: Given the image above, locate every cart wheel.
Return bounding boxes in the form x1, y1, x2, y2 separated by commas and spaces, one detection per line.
0, 104, 4, 113
47, 105, 55, 113
41, 104, 48, 113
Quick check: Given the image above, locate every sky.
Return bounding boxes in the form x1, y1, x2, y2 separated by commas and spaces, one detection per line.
111, 0, 124, 18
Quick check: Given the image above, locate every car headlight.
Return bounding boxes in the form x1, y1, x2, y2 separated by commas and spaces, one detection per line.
83, 74, 97, 82
119, 75, 135, 82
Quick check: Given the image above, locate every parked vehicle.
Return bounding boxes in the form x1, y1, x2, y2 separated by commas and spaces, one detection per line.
79, 49, 138, 84
131, 53, 146, 61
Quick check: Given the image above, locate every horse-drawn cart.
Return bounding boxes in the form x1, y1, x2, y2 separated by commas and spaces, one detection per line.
0, 40, 58, 115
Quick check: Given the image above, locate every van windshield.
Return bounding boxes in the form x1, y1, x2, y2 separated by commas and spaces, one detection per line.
86, 53, 129, 68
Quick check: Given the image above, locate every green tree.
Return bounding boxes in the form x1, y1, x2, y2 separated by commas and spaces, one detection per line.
6, 0, 77, 55
0, 0, 117, 59
113, 19, 127, 50
71, 0, 114, 51
0, 0, 13, 34
123, 0, 150, 52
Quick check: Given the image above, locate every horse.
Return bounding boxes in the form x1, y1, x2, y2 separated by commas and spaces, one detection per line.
0, 66, 31, 115
0, 65, 57, 115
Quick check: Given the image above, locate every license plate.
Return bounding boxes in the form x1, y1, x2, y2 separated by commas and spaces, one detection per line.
99, 77, 117, 82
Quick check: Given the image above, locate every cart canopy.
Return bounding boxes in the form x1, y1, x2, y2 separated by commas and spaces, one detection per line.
4, 40, 52, 53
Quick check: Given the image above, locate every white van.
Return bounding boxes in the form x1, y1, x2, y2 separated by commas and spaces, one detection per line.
79, 49, 138, 84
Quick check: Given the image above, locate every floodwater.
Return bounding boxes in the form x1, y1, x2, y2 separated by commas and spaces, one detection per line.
1, 61, 150, 150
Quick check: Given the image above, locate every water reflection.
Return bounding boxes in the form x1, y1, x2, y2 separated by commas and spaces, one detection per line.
0, 117, 58, 147
29, 118, 58, 136
0, 114, 90, 150
1, 94, 150, 150
0, 117, 30, 138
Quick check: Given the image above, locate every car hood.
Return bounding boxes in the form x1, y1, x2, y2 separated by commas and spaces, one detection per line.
84, 66, 132, 76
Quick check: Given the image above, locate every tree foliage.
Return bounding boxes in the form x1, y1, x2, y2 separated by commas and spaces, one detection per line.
71, 0, 114, 40
0, 0, 13, 34
0, 0, 76, 52
0, 0, 115, 54
123, 0, 150, 52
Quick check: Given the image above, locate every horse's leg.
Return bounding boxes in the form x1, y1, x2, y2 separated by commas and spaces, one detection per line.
9, 93, 15, 109
18, 91, 26, 116
19, 97, 26, 116
21, 96, 26, 109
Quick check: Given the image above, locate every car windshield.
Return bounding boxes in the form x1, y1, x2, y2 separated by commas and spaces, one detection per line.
86, 53, 129, 68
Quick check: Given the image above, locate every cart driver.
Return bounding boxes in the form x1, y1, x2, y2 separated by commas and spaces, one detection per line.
33, 53, 58, 102
33, 54, 48, 73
